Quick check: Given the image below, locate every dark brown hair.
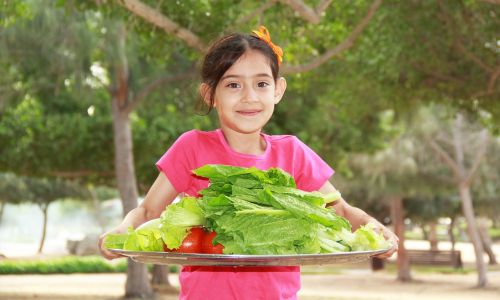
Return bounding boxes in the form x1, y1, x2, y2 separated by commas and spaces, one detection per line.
199, 33, 280, 113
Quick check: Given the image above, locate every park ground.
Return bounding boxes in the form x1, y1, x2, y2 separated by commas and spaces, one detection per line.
1, 240, 499, 300
1, 263, 500, 300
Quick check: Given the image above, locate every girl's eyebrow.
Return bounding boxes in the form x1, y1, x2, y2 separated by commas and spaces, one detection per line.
221, 73, 273, 80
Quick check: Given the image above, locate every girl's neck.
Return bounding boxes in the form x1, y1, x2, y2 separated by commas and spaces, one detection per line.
220, 127, 267, 155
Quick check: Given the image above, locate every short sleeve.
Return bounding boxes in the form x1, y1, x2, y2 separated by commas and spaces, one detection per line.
292, 137, 334, 192
156, 131, 197, 193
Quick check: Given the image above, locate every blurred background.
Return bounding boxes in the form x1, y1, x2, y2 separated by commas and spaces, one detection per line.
0, 0, 499, 299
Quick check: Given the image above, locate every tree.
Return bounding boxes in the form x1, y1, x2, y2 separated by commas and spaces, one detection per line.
340, 123, 423, 282
0, 173, 30, 224
426, 109, 490, 287
360, 0, 500, 129
404, 196, 461, 251
22, 176, 88, 253
0, 2, 115, 178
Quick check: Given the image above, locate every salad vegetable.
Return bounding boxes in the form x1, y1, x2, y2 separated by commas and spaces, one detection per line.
105, 164, 390, 254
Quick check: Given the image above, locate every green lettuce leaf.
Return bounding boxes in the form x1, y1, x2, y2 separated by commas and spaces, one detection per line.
159, 196, 206, 249
350, 224, 391, 251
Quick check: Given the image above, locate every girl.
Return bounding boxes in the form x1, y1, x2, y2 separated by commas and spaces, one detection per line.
99, 26, 398, 300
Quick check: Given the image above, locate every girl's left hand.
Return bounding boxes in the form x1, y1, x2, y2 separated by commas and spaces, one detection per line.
370, 222, 399, 259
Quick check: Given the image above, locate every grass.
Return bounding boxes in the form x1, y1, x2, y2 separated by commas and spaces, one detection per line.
489, 227, 500, 241
0, 256, 178, 275
384, 262, 500, 275
406, 225, 500, 242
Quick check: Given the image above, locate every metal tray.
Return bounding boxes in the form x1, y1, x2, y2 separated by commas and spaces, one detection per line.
109, 248, 388, 266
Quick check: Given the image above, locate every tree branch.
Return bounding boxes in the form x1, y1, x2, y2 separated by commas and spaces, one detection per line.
470, 88, 500, 99
437, 1, 494, 74
281, 0, 382, 74
472, 64, 500, 98
127, 66, 198, 113
278, 0, 333, 24
118, 0, 376, 75
454, 40, 494, 73
117, 0, 206, 52
488, 63, 500, 93
478, 0, 500, 4
411, 63, 466, 84
278, 0, 320, 23
236, 0, 277, 25
427, 138, 462, 180
236, 0, 333, 25
50, 170, 115, 178
465, 130, 490, 185
316, 0, 334, 14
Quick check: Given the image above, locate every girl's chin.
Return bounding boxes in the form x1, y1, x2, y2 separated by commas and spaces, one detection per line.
223, 125, 264, 135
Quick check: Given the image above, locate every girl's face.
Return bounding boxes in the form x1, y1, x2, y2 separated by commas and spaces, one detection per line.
203, 50, 286, 135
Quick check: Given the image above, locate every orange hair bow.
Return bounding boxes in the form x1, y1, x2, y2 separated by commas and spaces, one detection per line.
252, 26, 283, 66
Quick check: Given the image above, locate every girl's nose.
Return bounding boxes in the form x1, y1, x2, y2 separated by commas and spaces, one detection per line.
241, 87, 259, 103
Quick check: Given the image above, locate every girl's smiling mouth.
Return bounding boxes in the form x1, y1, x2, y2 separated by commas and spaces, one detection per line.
237, 110, 262, 116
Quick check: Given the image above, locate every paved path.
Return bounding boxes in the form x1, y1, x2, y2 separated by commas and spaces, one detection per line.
1, 269, 499, 300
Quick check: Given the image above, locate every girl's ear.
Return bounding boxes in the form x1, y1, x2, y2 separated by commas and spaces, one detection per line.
199, 83, 215, 107
273, 77, 287, 104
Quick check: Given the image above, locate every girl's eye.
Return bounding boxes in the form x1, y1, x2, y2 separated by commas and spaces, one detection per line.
226, 82, 240, 88
257, 82, 270, 88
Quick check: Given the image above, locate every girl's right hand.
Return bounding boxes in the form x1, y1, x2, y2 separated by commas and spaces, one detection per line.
98, 172, 179, 260
98, 226, 127, 260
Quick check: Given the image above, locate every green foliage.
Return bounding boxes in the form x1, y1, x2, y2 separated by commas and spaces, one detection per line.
92, 185, 119, 201
0, 173, 30, 204
0, 3, 115, 180
1, 1, 498, 195
0, 172, 88, 206
357, 0, 500, 130
0, 256, 126, 274
0, 256, 179, 274
489, 227, 500, 241
24, 176, 89, 207
0, 0, 33, 28
404, 196, 461, 223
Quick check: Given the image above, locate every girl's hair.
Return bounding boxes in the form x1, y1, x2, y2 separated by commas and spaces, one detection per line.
199, 33, 280, 113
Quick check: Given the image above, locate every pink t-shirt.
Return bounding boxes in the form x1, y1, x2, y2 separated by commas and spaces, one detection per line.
156, 129, 334, 300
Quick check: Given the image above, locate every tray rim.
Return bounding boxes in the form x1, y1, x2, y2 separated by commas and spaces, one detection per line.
108, 248, 389, 266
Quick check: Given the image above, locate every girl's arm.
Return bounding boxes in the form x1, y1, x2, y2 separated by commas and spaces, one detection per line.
318, 181, 399, 259
98, 172, 178, 259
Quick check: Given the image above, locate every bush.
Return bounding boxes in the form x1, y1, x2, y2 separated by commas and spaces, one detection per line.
0, 256, 178, 274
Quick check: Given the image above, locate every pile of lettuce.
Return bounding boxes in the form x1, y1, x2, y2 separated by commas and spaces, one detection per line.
105, 164, 390, 254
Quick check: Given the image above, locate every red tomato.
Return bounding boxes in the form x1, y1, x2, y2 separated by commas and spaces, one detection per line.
164, 227, 205, 253
202, 231, 224, 254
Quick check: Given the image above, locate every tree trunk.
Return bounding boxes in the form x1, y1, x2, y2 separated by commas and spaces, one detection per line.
110, 22, 153, 299
428, 221, 438, 250
370, 257, 385, 271
112, 82, 153, 299
477, 217, 497, 265
459, 182, 488, 287
391, 196, 411, 282
151, 265, 170, 285
448, 217, 456, 252
151, 265, 178, 294
421, 225, 429, 241
428, 113, 490, 287
37, 203, 49, 254
0, 201, 5, 225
